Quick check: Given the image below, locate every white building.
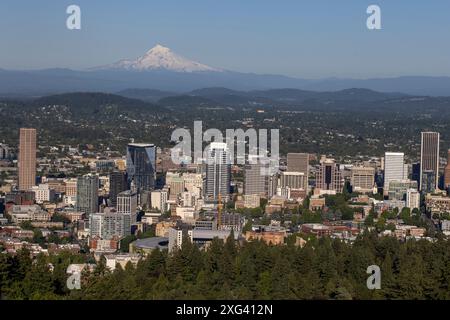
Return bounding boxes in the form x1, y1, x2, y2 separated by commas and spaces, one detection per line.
384, 152, 407, 195
30, 184, 55, 204
116, 190, 138, 225
168, 227, 193, 253
151, 189, 168, 213
406, 188, 420, 210
10, 205, 51, 223
182, 173, 204, 193
175, 206, 197, 223
105, 254, 141, 271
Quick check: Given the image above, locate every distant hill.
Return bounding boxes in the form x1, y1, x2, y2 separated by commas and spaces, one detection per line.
117, 88, 176, 102
148, 87, 409, 107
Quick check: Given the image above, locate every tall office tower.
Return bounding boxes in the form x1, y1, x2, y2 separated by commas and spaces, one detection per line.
76, 174, 99, 215
18, 128, 37, 191
287, 153, 309, 173
315, 158, 344, 194
351, 167, 375, 193
116, 190, 138, 226
205, 142, 231, 202
444, 150, 450, 189
126, 143, 156, 192
383, 152, 406, 195
109, 171, 128, 208
420, 132, 440, 191
244, 157, 273, 197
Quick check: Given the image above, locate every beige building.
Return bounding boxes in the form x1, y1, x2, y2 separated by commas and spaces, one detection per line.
18, 128, 37, 191
351, 167, 375, 193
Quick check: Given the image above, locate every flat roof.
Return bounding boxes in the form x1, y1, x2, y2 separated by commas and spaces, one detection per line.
132, 237, 168, 249
128, 143, 155, 147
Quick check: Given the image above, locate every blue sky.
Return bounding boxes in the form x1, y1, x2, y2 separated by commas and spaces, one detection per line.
1, 0, 450, 78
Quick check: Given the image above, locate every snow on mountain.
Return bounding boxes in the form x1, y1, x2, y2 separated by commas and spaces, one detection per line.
96, 44, 222, 73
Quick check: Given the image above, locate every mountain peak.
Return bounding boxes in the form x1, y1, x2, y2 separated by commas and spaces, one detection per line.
146, 44, 171, 55
96, 44, 222, 73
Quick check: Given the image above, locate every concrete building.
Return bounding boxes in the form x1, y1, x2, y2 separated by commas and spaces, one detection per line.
406, 188, 420, 210
384, 152, 406, 195
89, 208, 131, 240
287, 153, 309, 174
64, 178, 78, 197
116, 190, 138, 226
315, 157, 344, 195
388, 180, 418, 201
444, 150, 450, 189
109, 171, 128, 208
150, 189, 169, 213
420, 132, 440, 192
351, 167, 375, 193
166, 172, 185, 198
280, 171, 308, 191
76, 174, 99, 215
244, 157, 276, 197
205, 142, 231, 202
18, 128, 37, 191
168, 227, 193, 252
30, 184, 55, 204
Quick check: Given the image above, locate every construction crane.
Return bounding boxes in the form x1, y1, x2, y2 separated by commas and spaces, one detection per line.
217, 193, 223, 228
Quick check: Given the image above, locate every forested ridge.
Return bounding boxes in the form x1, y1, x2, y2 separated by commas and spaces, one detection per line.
1, 232, 449, 300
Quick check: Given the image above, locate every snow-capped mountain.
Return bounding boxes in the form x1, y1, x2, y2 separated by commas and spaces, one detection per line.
96, 44, 222, 73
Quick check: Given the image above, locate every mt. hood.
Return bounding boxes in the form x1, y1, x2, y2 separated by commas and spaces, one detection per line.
95, 44, 222, 73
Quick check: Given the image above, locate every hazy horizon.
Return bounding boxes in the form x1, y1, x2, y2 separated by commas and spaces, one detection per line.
2, 0, 450, 79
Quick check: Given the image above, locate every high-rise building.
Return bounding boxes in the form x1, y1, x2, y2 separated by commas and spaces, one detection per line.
76, 174, 99, 215
406, 188, 420, 210
18, 128, 37, 191
444, 150, 450, 189
109, 171, 128, 208
126, 143, 156, 192
383, 152, 406, 195
89, 208, 131, 240
205, 142, 231, 202
420, 132, 440, 191
151, 189, 169, 212
315, 158, 344, 194
287, 153, 309, 173
351, 167, 375, 193
116, 190, 138, 226
244, 160, 270, 197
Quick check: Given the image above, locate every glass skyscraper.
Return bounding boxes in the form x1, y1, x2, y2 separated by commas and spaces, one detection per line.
126, 143, 156, 192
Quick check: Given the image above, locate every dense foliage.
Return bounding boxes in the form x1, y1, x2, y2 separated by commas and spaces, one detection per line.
3, 91, 450, 159
1, 232, 449, 300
